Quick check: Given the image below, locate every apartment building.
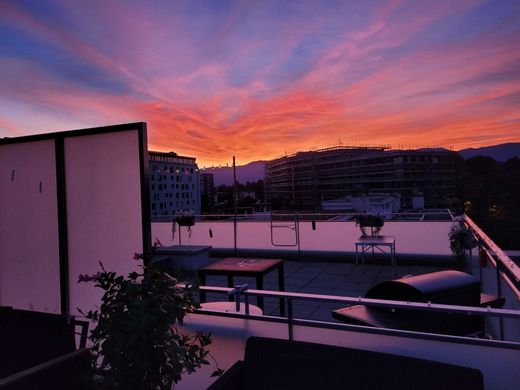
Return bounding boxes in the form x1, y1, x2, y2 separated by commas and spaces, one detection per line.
265, 146, 459, 209
149, 151, 200, 220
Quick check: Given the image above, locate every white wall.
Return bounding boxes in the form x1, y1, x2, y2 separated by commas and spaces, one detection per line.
0, 140, 61, 313
66, 130, 144, 315
151, 220, 453, 256
0, 126, 148, 316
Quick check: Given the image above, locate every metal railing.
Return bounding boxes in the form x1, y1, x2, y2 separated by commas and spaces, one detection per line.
192, 284, 520, 346
464, 215, 520, 296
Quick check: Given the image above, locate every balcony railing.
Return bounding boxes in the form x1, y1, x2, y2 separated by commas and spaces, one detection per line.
169, 214, 520, 389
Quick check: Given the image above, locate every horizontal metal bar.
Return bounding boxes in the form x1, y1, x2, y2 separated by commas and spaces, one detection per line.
190, 309, 520, 350
188, 284, 520, 319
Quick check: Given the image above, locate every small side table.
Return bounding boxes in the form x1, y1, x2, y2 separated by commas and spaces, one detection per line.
355, 235, 396, 268
199, 258, 285, 316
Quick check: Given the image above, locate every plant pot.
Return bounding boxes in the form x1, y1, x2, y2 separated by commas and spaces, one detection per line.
357, 215, 384, 228
176, 216, 195, 227
461, 232, 478, 250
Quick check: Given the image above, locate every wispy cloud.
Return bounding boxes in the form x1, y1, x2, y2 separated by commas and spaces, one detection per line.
0, 0, 519, 165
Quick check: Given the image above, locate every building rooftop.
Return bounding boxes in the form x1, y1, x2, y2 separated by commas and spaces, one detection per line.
2, 126, 518, 390
203, 260, 448, 321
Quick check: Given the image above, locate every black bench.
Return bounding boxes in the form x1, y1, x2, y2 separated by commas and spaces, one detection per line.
209, 336, 483, 390
0, 307, 90, 390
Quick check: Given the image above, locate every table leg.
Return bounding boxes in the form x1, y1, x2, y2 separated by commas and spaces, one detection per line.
256, 275, 264, 312
199, 271, 206, 303
278, 265, 286, 316
227, 274, 234, 302
392, 243, 396, 275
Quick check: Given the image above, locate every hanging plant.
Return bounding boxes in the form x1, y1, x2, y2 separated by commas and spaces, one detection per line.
448, 223, 477, 264
171, 210, 195, 240
355, 214, 385, 236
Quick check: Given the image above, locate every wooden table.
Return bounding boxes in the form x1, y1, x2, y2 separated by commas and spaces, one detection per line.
199, 258, 285, 316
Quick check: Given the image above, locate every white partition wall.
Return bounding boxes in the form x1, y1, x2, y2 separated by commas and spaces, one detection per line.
0, 140, 61, 312
65, 130, 147, 315
0, 123, 151, 315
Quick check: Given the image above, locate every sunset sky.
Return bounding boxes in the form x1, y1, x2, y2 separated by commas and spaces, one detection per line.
0, 0, 519, 166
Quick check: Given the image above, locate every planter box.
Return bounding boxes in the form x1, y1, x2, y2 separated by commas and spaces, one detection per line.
357, 215, 385, 228
175, 216, 195, 227
152, 245, 212, 271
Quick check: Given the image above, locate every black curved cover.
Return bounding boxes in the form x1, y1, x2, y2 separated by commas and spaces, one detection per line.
365, 270, 480, 305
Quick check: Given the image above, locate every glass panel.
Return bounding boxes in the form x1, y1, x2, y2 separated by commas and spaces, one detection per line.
0, 140, 61, 313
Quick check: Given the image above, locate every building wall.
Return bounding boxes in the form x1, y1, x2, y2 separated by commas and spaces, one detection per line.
149, 151, 200, 220
265, 147, 458, 209
200, 172, 215, 212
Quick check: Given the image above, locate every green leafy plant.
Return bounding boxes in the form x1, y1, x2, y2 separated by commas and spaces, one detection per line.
448, 223, 477, 265
78, 259, 222, 389
355, 214, 385, 236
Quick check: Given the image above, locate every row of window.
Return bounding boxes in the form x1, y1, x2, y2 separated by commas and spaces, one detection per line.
152, 183, 196, 191
152, 173, 195, 180
150, 155, 195, 163
151, 165, 195, 174
151, 200, 196, 210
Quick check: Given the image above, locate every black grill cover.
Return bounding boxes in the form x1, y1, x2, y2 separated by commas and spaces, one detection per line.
365, 270, 480, 306
332, 271, 489, 336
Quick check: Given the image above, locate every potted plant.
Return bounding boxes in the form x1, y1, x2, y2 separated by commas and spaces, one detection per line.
172, 210, 195, 243
355, 214, 385, 236
448, 223, 477, 265
78, 257, 222, 389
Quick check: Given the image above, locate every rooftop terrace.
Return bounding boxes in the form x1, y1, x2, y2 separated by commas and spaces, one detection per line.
2, 125, 519, 390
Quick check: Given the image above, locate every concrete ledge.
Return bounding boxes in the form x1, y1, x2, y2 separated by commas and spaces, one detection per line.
152, 245, 213, 271
208, 247, 455, 266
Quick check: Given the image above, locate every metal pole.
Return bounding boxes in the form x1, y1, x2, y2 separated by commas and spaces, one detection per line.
233, 156, 238, 255
287, 299, 294, 341
296, 213, 301, 259
495, 261, 504, 340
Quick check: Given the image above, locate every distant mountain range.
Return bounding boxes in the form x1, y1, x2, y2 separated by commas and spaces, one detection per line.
201, 160, 266, 186
458, 143, 520, 161
201, 143, 520, 185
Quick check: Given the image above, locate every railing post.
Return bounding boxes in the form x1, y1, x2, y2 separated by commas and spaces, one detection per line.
287, 299, 294, 341
495, 261, 504, 340
233, 156, 237, 255
296, 213, 301, 259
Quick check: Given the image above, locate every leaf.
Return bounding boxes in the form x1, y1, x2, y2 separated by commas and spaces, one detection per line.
211, 368, 225, 377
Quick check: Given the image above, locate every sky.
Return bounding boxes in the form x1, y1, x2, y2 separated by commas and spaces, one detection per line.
0, 0, 519, 167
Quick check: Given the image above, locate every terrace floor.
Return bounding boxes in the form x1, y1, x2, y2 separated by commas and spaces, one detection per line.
201, 259, 452, 322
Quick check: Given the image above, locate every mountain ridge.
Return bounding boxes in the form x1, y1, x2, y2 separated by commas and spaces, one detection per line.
457, 143, 520, 161
201, 160, 266, 186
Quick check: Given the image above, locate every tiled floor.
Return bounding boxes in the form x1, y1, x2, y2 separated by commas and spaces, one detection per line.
201, 259, 450, 322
